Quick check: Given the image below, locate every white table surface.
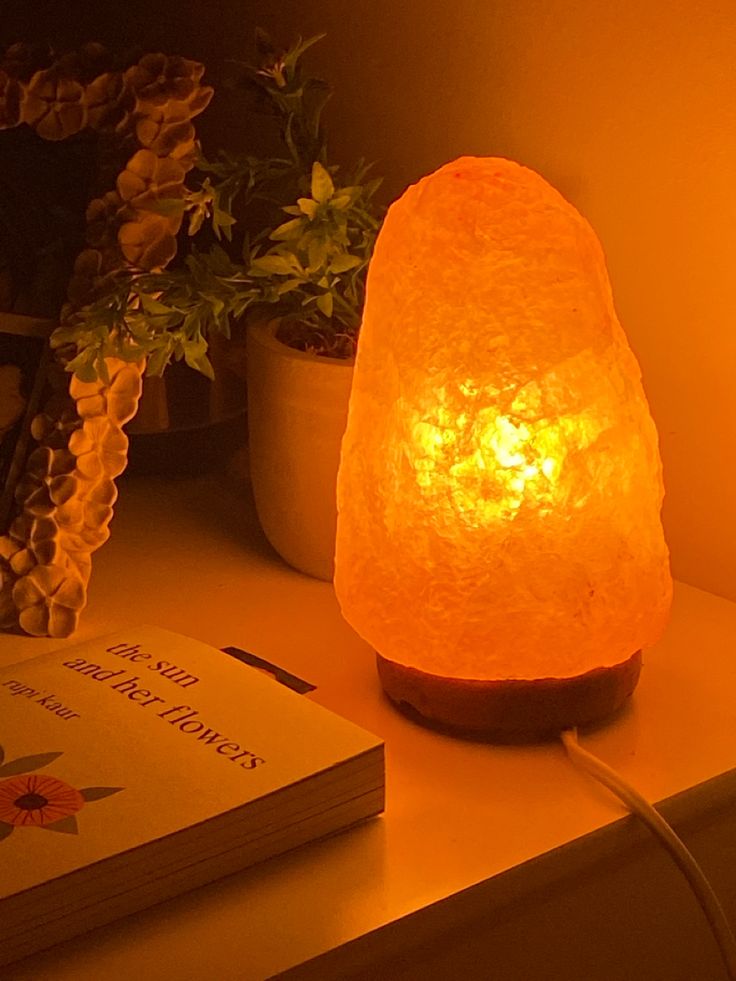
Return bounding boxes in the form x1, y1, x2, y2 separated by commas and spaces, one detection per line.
2, 468, 736, 980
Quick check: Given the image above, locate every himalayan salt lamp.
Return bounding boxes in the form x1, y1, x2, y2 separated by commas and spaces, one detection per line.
334, 157, 672, 740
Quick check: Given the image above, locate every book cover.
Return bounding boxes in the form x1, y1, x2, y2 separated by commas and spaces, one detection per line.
0, 625, 384, 966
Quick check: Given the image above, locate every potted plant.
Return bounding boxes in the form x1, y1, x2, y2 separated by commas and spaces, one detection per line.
55, 31, 384, 581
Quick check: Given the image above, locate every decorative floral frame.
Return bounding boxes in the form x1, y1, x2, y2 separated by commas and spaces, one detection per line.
0, 44, 213, 638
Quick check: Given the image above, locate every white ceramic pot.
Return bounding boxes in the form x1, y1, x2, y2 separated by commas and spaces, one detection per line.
246, 322, 354, 581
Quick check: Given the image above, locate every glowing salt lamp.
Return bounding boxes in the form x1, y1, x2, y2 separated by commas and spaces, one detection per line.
334, 157, 672, 739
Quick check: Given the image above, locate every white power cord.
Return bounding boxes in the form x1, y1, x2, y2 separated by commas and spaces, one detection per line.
561, 727, 736, 981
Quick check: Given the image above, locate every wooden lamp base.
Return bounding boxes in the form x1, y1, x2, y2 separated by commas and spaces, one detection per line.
376, 651, 642, 742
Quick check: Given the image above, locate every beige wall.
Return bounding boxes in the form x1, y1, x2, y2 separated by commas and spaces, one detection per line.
480, 1, 736, 603
251, 0, 736, 599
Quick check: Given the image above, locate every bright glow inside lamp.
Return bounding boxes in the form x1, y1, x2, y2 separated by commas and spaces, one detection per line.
334, 157, 673, 740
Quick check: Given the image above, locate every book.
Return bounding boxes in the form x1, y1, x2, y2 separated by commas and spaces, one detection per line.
0, 625, 384, 967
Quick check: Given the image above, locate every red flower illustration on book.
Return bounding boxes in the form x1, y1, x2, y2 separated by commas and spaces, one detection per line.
0, 773, 85, 827
0, 742, 123, 839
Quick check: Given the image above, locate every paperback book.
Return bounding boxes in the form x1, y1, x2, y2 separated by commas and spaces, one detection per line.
0, 625, 384, 966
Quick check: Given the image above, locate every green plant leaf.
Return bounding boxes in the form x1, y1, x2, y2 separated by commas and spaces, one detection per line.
250, 254, 295, 276
335, 185, 361, 200
66, 352, 99, 382
147, 197, 187, 218
212, 206, 237, 241
139, 295, 174, 318
270, 217, 304, 241
330, 194, 352, 211
286, 33, 326, 65
276, 278, 303, 295
316, 291, 333, 318
206, 244, 238, 277
186, 353, 215, 380
297, 197, 318, 218
188, 210, 205, 237
307, 239, 328, 273
80, 787, 124, 801
329, 253, 362, 274
0, 752, 63, 777
311, 161, 334, 203
199, 293, 226, 319
146, 346, 171, 377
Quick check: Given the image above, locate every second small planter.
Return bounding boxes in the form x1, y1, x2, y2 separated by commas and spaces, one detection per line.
246, 321, 354, 581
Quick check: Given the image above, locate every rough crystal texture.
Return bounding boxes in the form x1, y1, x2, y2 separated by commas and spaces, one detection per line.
334, 157, 672, 681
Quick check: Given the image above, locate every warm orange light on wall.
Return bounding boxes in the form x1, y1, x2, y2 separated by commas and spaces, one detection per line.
334, 157, 672, 739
